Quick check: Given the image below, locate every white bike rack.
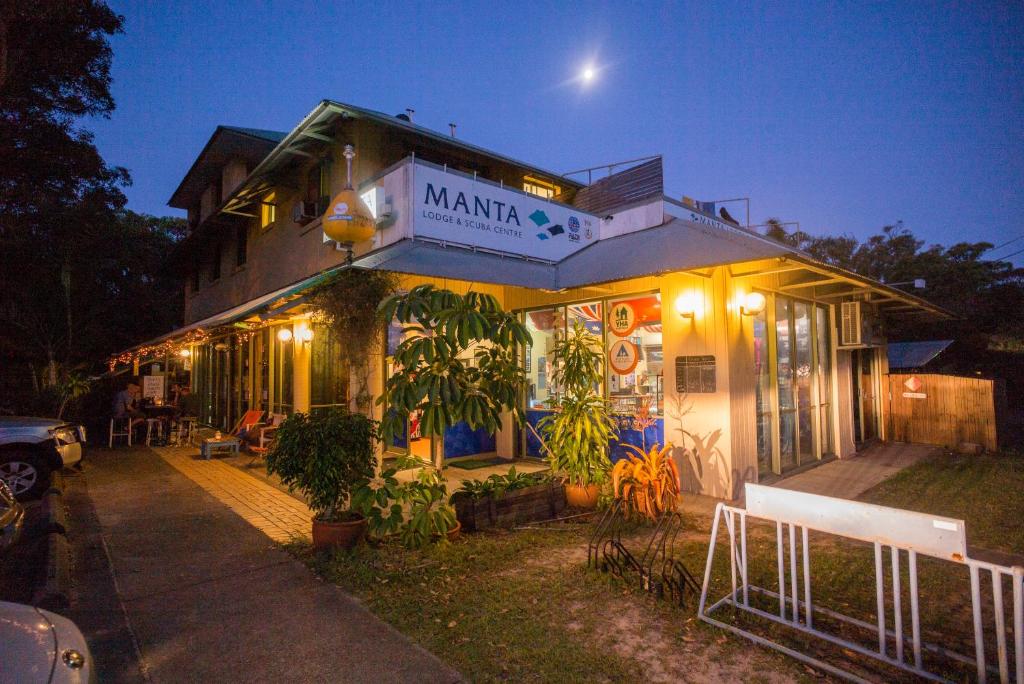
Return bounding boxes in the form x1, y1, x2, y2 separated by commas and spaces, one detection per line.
698, 483, 1024, 683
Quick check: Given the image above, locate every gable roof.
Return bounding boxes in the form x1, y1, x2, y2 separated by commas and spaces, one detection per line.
168, 125, 287, 209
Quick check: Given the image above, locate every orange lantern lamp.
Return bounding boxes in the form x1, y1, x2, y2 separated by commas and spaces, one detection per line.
322, 144, 375, 245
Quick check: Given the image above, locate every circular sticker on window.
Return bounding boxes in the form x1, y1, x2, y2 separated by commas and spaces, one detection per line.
608, 302, 637, 337
608, 340, 639, 375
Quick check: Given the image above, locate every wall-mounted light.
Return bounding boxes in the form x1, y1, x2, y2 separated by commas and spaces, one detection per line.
674, 292, 702, 318
277, 327, 293, 343
214, 342, 229, 352
178, 348, 192, 358
297, 326, 314, 344
740, 291, 767, 316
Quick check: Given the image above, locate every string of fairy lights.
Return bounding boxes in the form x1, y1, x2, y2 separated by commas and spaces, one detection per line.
107, 328, 210, 372
106, 319, 283, 372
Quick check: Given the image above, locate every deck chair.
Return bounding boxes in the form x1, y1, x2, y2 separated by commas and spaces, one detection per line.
230, 409, 266, 446
247, 412, 286, 465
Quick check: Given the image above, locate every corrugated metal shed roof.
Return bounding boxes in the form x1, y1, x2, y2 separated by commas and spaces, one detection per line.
556, 216, 790, 288
348, 212, 790, 290
887, 340, 954, 369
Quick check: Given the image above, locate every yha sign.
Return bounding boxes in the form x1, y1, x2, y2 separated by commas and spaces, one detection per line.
412, 161, 599, 261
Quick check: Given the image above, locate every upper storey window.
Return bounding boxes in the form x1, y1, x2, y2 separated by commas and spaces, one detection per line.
523, 176, 561, 200
260, 192, 277, 231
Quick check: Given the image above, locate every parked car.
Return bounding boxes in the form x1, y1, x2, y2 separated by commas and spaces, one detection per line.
0, 479, 25, 552
0, 417, 86, 500
0, 600, 94, 682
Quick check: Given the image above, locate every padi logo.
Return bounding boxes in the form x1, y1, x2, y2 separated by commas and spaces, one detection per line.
530, 210, 585, 242
328, 201, 353, 221
567, 216, 581, 241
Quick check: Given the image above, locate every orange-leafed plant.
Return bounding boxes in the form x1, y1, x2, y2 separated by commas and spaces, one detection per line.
611, 443, 681, 521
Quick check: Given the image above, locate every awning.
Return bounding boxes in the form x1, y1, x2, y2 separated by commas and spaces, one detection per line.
109, 265, 345, 362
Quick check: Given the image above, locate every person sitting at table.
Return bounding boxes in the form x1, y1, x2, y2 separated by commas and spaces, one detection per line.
175, 386, 200, 418
112, 382, 146, 439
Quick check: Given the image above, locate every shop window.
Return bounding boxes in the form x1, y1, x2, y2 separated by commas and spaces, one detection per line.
260, 192, 277, 231
523, 176, 561, 200
271, 325, 293, 414
607, 293, 663, 416
310, 325, 348, 415
524, 307, 566, 408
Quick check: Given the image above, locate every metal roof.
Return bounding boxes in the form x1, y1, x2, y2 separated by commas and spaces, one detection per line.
887, 340, 954, 369
556, 216, 790, 288
219, 126, 287, 143
168, 126, 286, 209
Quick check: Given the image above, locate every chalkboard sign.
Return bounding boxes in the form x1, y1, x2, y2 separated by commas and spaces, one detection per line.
676, 355, 716, 393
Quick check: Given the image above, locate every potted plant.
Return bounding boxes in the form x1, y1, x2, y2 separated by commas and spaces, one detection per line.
611, 443, 681, 521
534, 320, 617, 509
265, 409, 377, 549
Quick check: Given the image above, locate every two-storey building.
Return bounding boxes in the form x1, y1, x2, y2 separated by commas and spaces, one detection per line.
117, 99, 946, 498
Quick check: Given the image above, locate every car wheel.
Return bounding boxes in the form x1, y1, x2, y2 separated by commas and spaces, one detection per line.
0, 453, 50, 501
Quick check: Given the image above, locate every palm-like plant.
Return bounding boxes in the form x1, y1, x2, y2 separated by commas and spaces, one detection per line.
611, 443, 681, 521
536, 320, 616, 487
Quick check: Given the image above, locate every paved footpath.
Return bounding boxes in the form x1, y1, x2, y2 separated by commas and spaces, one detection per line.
157, 446, 313, 543
72, 448, 462, 683
774, 442, 937, 499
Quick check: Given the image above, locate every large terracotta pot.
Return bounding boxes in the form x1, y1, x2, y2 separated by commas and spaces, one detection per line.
564, 483, 600, 509
312, 515, 367, 550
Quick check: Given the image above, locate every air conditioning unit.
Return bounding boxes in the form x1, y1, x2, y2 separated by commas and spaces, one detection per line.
291, 200, 320, 225
839, 301, 884, 348
839, 301, 863, 347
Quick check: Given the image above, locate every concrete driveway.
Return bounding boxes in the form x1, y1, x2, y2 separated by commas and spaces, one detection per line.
67, 448, 461, 683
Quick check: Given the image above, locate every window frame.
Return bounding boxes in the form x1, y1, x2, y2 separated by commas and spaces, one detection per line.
260, 192, 277, 231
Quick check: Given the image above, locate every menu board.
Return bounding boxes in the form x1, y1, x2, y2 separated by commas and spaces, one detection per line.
675, 356, 716, 394
142, 374, 165, 399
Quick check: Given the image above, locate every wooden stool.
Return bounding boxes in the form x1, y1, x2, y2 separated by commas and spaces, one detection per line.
145, 418, 164, 446
109, 416, 133, 448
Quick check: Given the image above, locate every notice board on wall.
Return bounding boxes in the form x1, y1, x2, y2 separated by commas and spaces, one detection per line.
675, 355, 716, 394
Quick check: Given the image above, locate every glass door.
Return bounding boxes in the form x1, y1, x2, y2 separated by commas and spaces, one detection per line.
758, 296, 836, 476
854, 348, 878, 443
775, 297, 798, 471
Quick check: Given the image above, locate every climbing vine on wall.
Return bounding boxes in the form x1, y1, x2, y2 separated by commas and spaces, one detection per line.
309, 267, 400, 412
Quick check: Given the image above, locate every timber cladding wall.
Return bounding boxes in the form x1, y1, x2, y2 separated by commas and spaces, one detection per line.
886, 373, 998, 452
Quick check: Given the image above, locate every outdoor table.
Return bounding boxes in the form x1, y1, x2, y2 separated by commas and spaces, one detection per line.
200, 436, 241, 460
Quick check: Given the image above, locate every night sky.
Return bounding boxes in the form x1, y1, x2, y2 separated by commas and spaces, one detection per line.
92, 1, 1024, 263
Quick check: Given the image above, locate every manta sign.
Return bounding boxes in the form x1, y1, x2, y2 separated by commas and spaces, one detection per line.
412, 162, 599, 261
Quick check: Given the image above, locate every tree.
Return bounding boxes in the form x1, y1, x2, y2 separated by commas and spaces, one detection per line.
377, 285, 531, 465
0, 2, 187, 416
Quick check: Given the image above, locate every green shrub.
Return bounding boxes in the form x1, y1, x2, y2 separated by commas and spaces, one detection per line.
266, 408, 377, 522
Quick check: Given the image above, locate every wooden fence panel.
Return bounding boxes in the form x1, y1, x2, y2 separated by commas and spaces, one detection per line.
887, 373, 997, 452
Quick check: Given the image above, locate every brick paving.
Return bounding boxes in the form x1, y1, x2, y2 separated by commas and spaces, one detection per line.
155, 446, 313, 542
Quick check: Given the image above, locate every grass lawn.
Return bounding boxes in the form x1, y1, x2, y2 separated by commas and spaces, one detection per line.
291, 451, 1023, 682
